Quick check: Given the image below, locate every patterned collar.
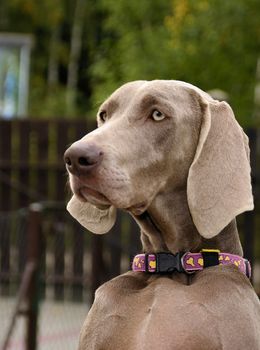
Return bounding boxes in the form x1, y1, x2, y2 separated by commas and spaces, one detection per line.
132, 249, 251, 278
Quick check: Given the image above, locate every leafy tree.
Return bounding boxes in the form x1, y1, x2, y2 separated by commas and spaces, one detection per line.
0, 0, 259, 124
165, 0, 260, 125
88, 0, 173, 109
89, 0, 260, 124
0, 0, 94, 117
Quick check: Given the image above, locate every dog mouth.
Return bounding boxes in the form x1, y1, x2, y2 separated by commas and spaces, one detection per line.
78, 187, 148, 214
76, 186, 111, 209
70, 176, 151, 214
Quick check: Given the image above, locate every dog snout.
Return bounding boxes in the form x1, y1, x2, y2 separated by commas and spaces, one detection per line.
64, 142, 103, 176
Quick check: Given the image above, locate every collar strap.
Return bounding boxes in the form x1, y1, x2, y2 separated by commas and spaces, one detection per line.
132, 249, 251, 278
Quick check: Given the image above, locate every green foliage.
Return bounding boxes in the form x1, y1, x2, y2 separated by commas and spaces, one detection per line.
89, 0, 173, 108
89, 0, 260, 125
0, 0, 259, 123
29, 84, 68, 118
165, 0, 260, 125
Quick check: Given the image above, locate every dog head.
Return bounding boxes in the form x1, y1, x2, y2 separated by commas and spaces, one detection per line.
65, 80, 253, 238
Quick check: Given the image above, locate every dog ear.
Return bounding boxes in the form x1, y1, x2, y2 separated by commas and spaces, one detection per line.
187, 100, 254, 239
67, 195, 117, 234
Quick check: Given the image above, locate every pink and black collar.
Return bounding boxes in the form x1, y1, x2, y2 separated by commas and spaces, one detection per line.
132, 249, 251, 278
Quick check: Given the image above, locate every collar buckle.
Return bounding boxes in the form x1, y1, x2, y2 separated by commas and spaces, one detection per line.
155, 252, 185, 273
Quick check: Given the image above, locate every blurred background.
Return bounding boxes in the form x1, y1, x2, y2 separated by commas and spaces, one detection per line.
0, 0, 259, 349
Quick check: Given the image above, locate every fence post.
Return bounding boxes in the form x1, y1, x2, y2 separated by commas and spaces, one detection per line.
109, 215, 121, 279
26, 203, 42, 350
243, 128, 257, 279
54, 220, 65, 300
73, 224, 84, 301
91, 235, 104, 303
129, 217, 141, 265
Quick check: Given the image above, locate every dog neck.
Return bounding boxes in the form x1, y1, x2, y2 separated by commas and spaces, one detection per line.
133, 188, 243, 256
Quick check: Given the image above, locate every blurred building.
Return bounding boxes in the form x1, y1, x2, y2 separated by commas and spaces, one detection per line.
0, 33, 33, 118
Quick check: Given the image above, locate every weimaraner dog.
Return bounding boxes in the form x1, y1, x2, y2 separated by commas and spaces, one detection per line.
64, 80, 260, 350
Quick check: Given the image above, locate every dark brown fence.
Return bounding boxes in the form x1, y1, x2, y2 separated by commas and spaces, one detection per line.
0, 118, 141, 304
0, 119, 259, 303
0, 119, 91, 210
1, 119, 258, 350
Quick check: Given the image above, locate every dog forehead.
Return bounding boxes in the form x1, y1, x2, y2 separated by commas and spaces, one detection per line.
107, 81, 147, 103
104, 80, 213, 107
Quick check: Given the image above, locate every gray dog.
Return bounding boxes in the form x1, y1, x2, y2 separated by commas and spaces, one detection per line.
65, 80, 260, 350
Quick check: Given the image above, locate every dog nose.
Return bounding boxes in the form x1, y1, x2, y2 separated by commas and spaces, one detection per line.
64, 142, 103, 175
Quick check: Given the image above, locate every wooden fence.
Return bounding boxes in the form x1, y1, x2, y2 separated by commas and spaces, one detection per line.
0, 119, 259, 303
0, 119, 140, 303
0, 119, 92, 210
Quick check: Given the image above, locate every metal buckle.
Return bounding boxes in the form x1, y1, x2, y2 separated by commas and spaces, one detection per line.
156, 252, 185, 273
244, 259, 251, 279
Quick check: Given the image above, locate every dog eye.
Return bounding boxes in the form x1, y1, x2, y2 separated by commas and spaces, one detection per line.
99, 111, 107, 122
151, 110, 165, 121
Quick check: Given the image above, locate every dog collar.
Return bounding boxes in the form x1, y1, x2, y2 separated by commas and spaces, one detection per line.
132, 249, 251, 278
